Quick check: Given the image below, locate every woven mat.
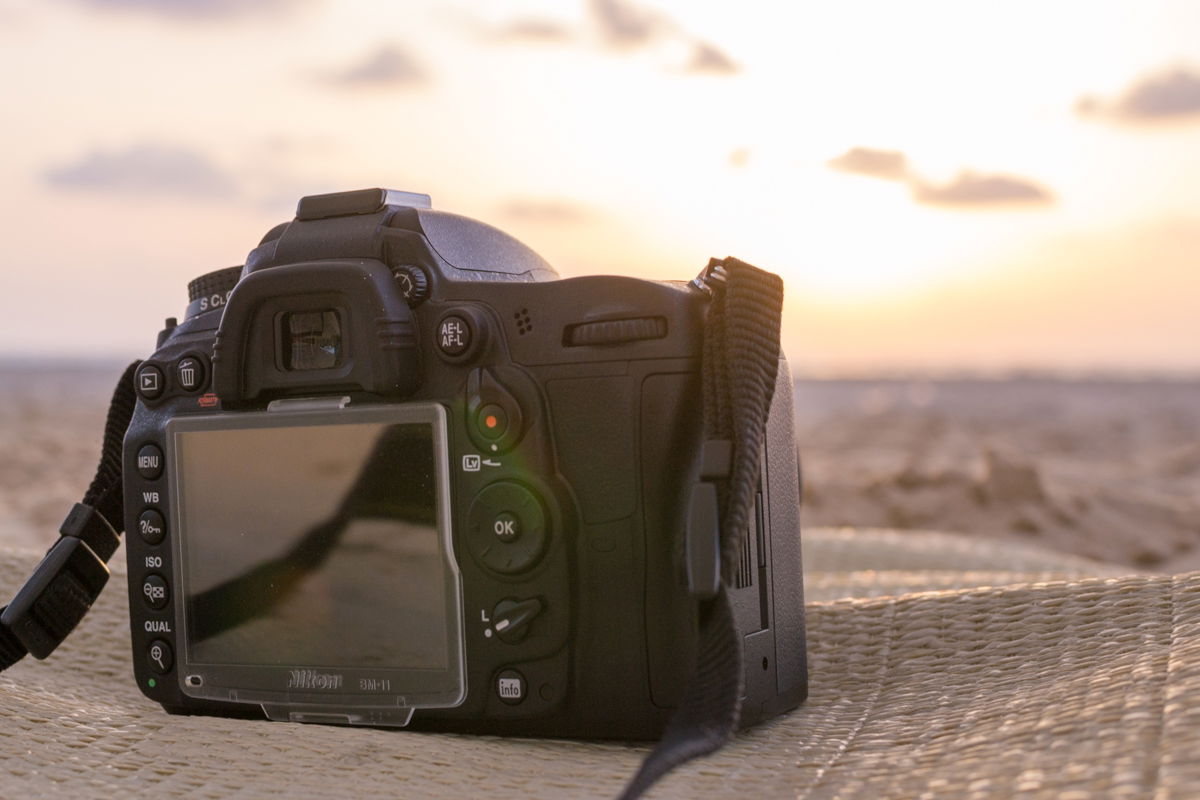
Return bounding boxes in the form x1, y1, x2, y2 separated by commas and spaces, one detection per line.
1, 527, 1197, 799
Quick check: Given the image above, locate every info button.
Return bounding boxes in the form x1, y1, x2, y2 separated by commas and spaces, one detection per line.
496, 669, 526, 705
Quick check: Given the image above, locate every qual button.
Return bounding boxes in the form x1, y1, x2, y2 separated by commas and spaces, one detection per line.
147, 639, 173, 674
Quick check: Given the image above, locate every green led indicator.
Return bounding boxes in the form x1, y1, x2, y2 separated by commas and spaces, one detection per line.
148, 678, 157, 688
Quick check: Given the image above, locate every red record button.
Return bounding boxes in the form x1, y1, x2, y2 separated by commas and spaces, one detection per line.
477, 404, 508, 440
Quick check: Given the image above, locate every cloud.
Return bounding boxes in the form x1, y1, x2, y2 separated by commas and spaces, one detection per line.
827, 147, 909, 180
493, 18, 573, 43
589, 0, 664, 47
55, 0, 311, 21
1078, 67, 1200, 122
498, 198, 589, 224
44, 144, 238, 198
912, 172, 1053, 207
320, 44, 427, 88
687, 41, 738, 75
828, 146, 1053, 209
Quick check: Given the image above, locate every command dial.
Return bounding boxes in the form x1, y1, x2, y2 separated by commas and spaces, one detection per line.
392, 265, 430, 307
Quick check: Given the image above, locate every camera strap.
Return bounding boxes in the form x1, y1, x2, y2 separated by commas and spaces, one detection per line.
619, 256, 785, 799
0, 360, 139, 669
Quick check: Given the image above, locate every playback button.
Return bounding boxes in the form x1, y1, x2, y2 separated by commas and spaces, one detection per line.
136, 364, 164, 400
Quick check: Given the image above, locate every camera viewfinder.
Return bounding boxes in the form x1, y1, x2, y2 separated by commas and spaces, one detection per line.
283, 310, 342, 371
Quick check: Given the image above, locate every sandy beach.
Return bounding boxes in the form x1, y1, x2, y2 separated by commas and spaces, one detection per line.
1, 361, 1196, 572
796, 377, 1200, 572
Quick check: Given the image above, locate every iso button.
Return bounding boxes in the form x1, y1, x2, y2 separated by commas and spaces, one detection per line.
142, 574, 169, 610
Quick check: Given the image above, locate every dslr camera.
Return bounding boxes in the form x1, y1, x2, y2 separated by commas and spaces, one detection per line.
120, 188, 806, 737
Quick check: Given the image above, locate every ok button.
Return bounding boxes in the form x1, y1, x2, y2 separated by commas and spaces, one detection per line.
492, 512, 521, 542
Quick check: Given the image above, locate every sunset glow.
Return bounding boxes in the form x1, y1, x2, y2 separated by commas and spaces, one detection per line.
1, 0, 1197, 373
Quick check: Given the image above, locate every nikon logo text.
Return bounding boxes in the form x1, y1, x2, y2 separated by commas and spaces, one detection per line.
287, 670, 343, 690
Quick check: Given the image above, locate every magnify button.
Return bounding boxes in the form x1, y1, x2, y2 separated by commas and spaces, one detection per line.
147, 639, 174, 674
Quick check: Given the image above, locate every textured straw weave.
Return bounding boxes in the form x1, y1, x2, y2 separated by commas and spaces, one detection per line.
1, 527, 1197, 799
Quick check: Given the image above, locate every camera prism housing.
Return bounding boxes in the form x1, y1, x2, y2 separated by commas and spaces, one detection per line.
123, 188, 807, 739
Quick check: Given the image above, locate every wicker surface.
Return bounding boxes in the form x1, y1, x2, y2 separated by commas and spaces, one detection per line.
1, 527, 1195, 799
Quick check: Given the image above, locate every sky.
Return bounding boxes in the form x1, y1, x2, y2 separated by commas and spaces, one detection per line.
0, 0, 1198, 374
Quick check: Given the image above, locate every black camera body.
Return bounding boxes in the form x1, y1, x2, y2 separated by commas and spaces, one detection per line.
123, 188, 807, 739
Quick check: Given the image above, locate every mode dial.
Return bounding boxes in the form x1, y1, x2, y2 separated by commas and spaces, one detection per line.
185, 266, 242, 320
392, 265, 430, 307
187, 266, 242, 304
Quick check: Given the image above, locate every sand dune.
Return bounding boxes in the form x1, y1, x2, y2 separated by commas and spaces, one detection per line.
795, 378, 1200, 571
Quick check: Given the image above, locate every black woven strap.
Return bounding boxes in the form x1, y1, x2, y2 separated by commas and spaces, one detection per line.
619, 257, 784, 798
0, 361, 138, 670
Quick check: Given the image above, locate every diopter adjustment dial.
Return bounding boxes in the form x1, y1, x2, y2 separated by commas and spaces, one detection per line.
392, 265, 431, 307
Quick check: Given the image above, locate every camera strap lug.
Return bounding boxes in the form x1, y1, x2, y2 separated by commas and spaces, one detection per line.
685, 439, 732, 599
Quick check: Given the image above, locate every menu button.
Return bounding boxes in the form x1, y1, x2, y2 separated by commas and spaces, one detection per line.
136, 445, 164, 480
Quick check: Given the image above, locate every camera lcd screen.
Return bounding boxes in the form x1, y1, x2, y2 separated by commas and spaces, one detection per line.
174, 418, 450, 671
